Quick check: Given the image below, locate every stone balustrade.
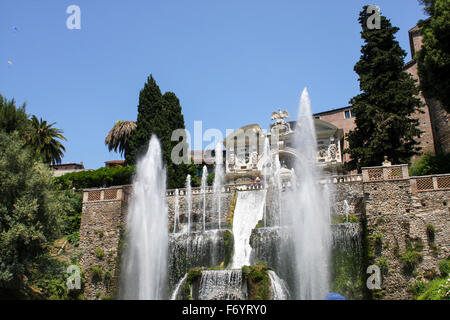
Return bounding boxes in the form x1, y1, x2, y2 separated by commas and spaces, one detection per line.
410, 173, 450, 193
361, 164, 409, 182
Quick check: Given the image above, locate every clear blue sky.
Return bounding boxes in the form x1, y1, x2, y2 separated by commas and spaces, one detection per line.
0, 1, 427, 169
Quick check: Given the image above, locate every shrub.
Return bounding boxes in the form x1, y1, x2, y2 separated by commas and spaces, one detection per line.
438, 258, 450, 276
400, 241, 423, 273
95, 248, 105, 260
242, 265, 270, 300
426, 223, 435, 242
409, 153, 450, 176
90, 266, 103, 282
376, 257, 389, 275
54, 165, 136, 190
417, 277, 450, 300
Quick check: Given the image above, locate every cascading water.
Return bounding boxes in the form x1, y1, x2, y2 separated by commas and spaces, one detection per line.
201, 166, 208, 231
213, 143, 224, 230
198, 270, 244, 300
173, 189, 180, 233
186, 175, 192, 232
231, 190, 267, 268
120, 136, 168, 300
268, 270, 290, 300
286, 88, 332, 300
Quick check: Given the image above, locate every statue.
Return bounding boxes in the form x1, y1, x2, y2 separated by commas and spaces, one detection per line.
270, 109, 291, 135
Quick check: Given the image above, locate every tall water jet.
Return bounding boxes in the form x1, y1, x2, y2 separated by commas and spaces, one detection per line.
120, 136, 168, 299
286, 88, 332, 299
173, 189, 180, 233
261, 137, 272, 227
201, 165, 208, 232
343, 200, 350, 223
213, 143, 224, 230
273, 155, 282, 226
186, 175, 192, 232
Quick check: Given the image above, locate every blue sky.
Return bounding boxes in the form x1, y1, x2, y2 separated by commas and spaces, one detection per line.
0, 1, 427, 169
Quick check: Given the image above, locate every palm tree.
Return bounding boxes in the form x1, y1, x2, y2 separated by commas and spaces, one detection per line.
105, 120, 136, 156
28, 115, 67, 165
0, 94, 30, 134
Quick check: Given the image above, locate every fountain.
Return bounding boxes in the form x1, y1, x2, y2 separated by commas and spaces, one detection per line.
173, 189, 180, 233
273, 155, 282, 226
120, 90, 363, 301
343, 200, 350, 223
186, 175, 192, 232
120, 136, 168, 299
201, 166, 208, 231
231, 190, 267, 268
213, 143, 224, 230
285, 88, 332, 300
261, 137, 272, 227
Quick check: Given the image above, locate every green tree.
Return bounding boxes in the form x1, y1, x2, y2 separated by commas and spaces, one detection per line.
28, 115, 67, 165
344, 7, 423, 171
416, 0, 450, 112
0, 94, 30, 135
125, 75, 188, 188
0, 132, 65, 292
105, 120, 136, 156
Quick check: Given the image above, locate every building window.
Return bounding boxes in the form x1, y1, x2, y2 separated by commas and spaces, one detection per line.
344, 110, 350, 119
351, 110, 355, 118
314, 116, 320, 119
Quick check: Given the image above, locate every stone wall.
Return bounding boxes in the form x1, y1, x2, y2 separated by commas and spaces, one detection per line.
79, 186, 130, 300
362, 177, 449, 299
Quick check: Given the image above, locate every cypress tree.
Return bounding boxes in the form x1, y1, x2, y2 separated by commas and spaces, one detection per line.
125, 75, 188, 188
344, 7, 423, 171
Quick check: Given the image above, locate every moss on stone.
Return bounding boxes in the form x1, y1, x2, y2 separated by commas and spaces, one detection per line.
184, 268, 203, 300
227, 190, 237, 228
224, 230, 234, 267
242, 265, 270, 300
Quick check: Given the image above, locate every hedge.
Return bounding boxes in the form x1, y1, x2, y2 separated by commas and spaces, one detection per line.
54, 166, 135, 190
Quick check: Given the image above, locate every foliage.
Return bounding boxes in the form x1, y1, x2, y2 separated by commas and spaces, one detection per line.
417, 0, 450, 112
207, 172, 214, 186
376, 256, 389, 275
95, 248, 105, 260
27, 254, 84, 300
426, 223, 436, 242
438, 258, 450, 276
241, 265, 270, 300
344, 7, 422, 171
332, 214, 358, 224
90, 266, 103, 282
400, 240, 423, 273
223, 230, 234, 267
331, 246, 364, 300
0, 94, 30, 135
417, 277, 450, 300
184, 268, 203, 300
409, 153, 450, 176
54, 165, 135, 189
105, 120, 136, 156
125, 75, 188, 189
0, 132, 66, 291
27, 115, 67, 165
227, 191, 237, 228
